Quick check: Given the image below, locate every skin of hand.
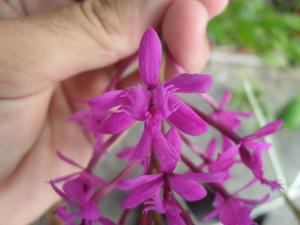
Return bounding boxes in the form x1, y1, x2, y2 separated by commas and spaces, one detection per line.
0, 0, 228, 224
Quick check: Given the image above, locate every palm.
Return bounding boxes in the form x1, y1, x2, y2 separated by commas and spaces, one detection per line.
0, 1, 117, 223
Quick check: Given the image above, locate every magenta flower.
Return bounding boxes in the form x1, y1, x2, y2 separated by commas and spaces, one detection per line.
205, 193, 268, 225
208, 90, 252, 130
240, 120, 283, 189
200, 139, 240, 177
118, 171, 224, 225
87, 28, 211, 170
50, 151, 115, 225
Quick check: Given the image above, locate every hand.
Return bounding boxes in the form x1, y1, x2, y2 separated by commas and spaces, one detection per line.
0, 0, 228, 224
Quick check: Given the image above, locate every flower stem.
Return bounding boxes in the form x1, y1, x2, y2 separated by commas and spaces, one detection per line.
118, 209, 130, 225
241, 74, 287, 186
180, 154, 229, 198
86, 133, 122, 172
190, 105, 241, 143
92, 162, 138, 202
104, 52, 137, 92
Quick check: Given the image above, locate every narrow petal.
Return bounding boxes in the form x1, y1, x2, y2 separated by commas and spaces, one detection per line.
153, 84, 178, 119
80, 202, 100, 220
166, 128, 181, 153
121, 178, 163, 208
144, 190, 166, 213
170, 176, 207, 201
153, 129, 180, 172
87, 90, 125, 109
165, 198, 186, 225
56, 207, 76, 224
206, 139, 218, 159
219, 90, 232, 109
165, 73, 212, 93
98, 111, 135, 134
245, 120, 283, 140
237, 194, 270, 206
50, 180, 76, 206
219, 199, 253, 225
124, 86, 150, 120
56, 150, 85, 169
244, 140, 272, 152
240, 147, 281, 190
138, 28, 161, 86
210, 144, 240, 172
168, 98, 208, 135
117, 174, 163, 190
203, 210, 219, 222
130, 125, 152, 162
166, 212, 186, 225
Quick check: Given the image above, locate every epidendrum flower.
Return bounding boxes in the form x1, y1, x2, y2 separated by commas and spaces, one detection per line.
83, 28, 212, 171
203, 90, 252, 131
240, 120, 283, 189
50, 151, 115, 225
199, 139, 240, 178
118, 170, 225, 225
205, 193, 269, 225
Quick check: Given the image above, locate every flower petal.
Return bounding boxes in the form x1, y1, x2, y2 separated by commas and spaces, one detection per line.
56, 150, 85, 169
240, 147, 281, 190
245, 120, 283, 140
80, 202, 100, 220
166, 128, 181, 153
165, 73, 212, 93
124, 86, 150, 120
87, 90, 125, 109
206, 139, 218, 159
144, 190, 166, 213
55, 207, 76, 224
153, 84, 179, 119
170, 175, 207, 201
165, 198, 186, 225
219, 90, 232, 109
210, 144, 240, 172
153, 129, 180, 172
219, 198, 254, 225
121, 177, 163, 208
167, 98, 208, 135
138, 28, 161, 86
98, 111, 135, 134
130, 125, 153, 162
117, 174, 163, 190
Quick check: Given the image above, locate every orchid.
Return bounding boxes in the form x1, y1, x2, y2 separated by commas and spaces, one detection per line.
118, 171, 225, 225
208, 90, 253, 131
205, 193, 268, 225
240, 120, 283, 189
50, 28, 283, 225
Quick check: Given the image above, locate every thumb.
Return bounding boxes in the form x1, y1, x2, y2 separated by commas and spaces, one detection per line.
0, 0, 172, 82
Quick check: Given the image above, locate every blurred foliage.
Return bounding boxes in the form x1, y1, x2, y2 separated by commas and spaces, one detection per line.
208, 0, 300, 67
277, 94, 300, 129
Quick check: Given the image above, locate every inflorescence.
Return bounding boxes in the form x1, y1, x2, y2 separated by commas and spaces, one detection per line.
50, 28, 283, 225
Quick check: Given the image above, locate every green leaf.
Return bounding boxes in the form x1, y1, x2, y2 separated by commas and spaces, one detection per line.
277, 94, 300, 129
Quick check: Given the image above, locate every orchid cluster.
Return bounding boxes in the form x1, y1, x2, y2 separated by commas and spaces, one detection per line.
50, 28, 283, 225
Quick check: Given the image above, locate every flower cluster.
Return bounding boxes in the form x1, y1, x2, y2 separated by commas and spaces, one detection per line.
50, 28, 283, 225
